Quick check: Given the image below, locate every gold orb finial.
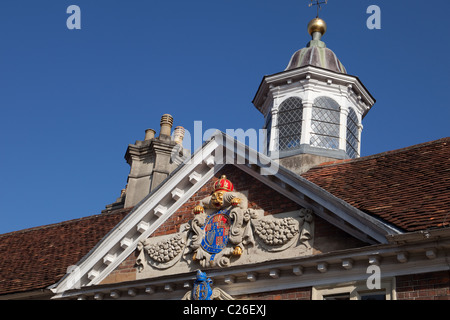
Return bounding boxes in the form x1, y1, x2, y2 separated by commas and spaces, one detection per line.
307, 17, 327, 36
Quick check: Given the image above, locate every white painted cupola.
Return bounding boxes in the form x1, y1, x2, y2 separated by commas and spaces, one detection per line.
253, 17, 376, 174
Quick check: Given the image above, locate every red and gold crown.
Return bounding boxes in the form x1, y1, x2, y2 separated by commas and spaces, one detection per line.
214, 175, 234, 193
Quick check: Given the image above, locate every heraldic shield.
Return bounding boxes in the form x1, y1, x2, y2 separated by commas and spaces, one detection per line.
201, 209, 230, 258
183, 270, 234, 300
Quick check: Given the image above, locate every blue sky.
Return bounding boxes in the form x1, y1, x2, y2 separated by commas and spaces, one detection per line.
0, 0, 449, 234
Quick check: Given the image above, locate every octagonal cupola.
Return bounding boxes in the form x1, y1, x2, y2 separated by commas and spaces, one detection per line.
253, 17, 376, 174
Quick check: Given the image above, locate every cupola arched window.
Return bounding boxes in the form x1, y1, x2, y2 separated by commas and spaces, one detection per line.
310, 96, 340, 150
346, 107, 360, 158
276, 97, 303, 152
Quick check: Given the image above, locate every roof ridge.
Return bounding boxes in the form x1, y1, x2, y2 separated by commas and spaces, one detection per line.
310, 137, 449, 171
0, 207, 132, 238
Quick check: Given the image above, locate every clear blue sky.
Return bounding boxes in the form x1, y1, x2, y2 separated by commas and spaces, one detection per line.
0, 0, 449, 234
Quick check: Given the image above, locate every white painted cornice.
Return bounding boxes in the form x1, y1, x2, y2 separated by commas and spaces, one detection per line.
52, 236, 450, 300
253, 65, 375, 116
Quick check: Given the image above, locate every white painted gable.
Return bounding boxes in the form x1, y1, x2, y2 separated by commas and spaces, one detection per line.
51, 131, 401, 298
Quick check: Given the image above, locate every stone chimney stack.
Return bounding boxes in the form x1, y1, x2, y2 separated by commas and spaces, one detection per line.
103, 114, 183, 210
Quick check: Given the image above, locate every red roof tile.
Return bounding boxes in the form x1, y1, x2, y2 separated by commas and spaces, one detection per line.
0, 208, 131, 296
302, 138, 450, 232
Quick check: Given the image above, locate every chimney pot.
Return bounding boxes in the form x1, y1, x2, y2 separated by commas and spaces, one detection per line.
173, 126, 185, 145
144, 128, 156, 141
159, 114, 174, 138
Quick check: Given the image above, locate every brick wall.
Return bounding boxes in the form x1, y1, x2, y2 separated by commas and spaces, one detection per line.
100, 251, 138, 285
313, 215, 367, 254
236, 287, 311, 300
396, 271, 450, 300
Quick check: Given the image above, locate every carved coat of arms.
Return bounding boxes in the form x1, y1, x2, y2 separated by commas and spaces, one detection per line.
137, 175, 314, 272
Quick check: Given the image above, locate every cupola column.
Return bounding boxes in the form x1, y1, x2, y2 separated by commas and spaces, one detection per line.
339, 106, 349, 151
357, 123, 364, 156
300, 100, 314, 146
268, 108, 279, 155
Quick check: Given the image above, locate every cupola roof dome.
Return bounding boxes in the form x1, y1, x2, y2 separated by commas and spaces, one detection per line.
285, 18, 347, 74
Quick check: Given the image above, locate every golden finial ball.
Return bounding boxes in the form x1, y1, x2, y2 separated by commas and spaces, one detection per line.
307, 18, 327, 36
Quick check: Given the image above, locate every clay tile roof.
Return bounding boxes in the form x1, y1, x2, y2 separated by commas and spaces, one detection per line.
0, 208, 131, 296
302, 138, 450, 232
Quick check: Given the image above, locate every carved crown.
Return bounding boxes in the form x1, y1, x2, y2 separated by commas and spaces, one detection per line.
214, 175, 234, 193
